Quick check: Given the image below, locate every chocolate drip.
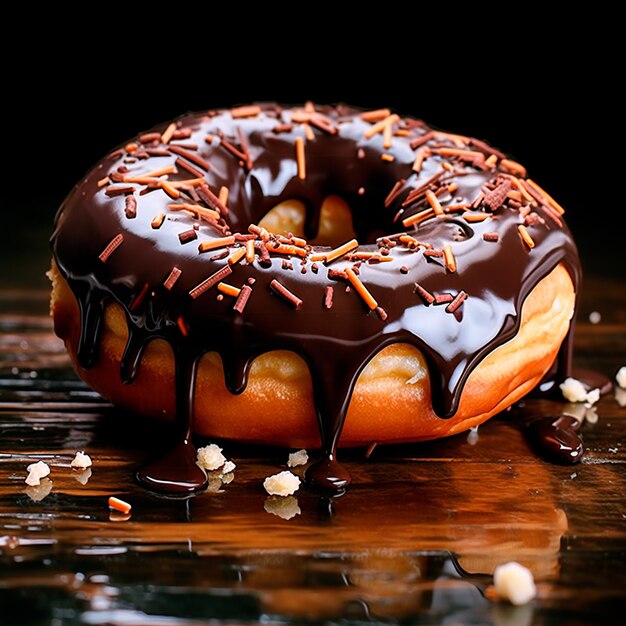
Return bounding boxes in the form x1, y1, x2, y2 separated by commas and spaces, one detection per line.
527, 415, 584, 464
51, 104, 582, 493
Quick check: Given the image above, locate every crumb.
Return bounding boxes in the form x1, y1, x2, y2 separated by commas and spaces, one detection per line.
70, 451, 92, 469
559, 377, 599, 404
263, 470, 301, 496
616, 366, 626, 389
25, 460, 50, 486
493, 561, 536, 605
264, 495, 301, 520
287, 449, 308, 467
589, 311, 601, 324
221, 471, 234, 485
196, 444, 226, 471
221, 460, 236, 474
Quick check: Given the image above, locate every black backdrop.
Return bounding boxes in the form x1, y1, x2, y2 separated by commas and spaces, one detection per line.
4, 17, 622, 284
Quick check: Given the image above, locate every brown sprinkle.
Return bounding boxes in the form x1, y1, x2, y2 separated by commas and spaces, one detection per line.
270, 279, 303, 310
323, 285, 334, 309
98, 234, 124, 263
163, 266, 182, 290
105, 185, 134, 197
445, 290, 468, 314
345, 267, 378, 310
189, 265, 233, 299
483, 232, 499, 242
518, 224, 535, 249
434, 293, 454, 305
124, 195, 137, 219
178, 229, 198, 244
233, 285, 253, 313
169, 146, 210, 171
375, 306, 388, 321
414, 282, 435, 305
442, 244, 456, 272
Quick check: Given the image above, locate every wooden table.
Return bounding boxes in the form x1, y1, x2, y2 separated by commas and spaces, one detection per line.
1, 273, 625, 624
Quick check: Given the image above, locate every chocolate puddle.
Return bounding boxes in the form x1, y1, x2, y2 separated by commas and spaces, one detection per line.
51, 104, 581, 493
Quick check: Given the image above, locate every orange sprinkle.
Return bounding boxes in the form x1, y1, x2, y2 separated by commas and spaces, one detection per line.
345, 267, 378, 310
176, 316, 189, 337
205, 134, 214, 144
169, 178, 205, 188
394, 129, 410, 137
509, 176, 534, 203
442, 244, 456, 272
231, 105, 262, 118
249, 224, 270, 241
151, 213, 165, 229
430, 147, 484, 159
518, 224, 535, 249
383, 122, 393, 149
270, 244, 308, 258
412, 148, 427, 173
463, 212, 489, 223
526, 179, 565, 215
441, 161, 453, 172
363, 114, 400, 139
399, 234, 420, 247
218, 186, 229, 207
159, 181, 180, 199
243, 239, 255, 263
500, 159, 527, 177
402, 208, 434, 228
381, 153, 395, 162
198, 235, 236, 253
295, 136, 306, 180
308, 252, 327, 262
227, 247, 247, 266
324, 239, 359, 264
426, 190, 444, 216
361, 108, 391, 122
161, 123, 177, 145
445, 204, 469, 213
168, 203, 220, 221
124, 164, 177, 182
303, 122, 315, 141
291, 235, 307, 247
97, 176, 111, 188
507, 190, 523, 202
447, 183, 458, 193
217, 282, 241, 297
125, 142, 138, 153
485, 154, 498, 168
108, 496, 131, 514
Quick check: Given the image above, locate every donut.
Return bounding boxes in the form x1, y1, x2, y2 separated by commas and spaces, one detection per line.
49, 103, 581, 492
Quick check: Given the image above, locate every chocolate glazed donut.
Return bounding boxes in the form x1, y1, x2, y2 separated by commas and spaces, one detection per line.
50, 104, 581, 493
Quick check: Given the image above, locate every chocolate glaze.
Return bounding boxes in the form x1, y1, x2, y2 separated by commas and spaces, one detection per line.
50, 104, 581, 493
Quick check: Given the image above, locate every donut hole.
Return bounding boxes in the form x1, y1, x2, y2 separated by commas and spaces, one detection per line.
258, 196, 357, 247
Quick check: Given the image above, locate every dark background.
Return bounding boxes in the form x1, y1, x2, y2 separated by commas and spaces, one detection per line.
3, 18, 622, 287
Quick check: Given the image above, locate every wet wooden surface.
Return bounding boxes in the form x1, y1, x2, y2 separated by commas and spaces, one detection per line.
0, 275, 625, 625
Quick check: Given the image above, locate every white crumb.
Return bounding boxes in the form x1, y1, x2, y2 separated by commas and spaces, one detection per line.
263, 470, 301, 496
221, 460, 236, 475
287, 449, 309, 467
493, 561, 536, 605
25, 461, 51, 486
589, 311, 601, 324
560, 377, 600, 405
264, 495, 301, 520
584, 406, 599, 424
616, 386, 626, 408
196, 444, 226, 471
70, 451, 92, 469
616, 366, 626, 389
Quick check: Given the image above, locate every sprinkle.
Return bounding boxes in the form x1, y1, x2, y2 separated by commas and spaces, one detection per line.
442, 244, 456, 272
99, 234, 124, 262
363, 114, 399, 139
446, 290, 468, 313
139, 132, 161, 143
384, 179, 406, 207
518, 224, 535, 249
218, 186, 229, 207
105, 185, 134, 197
381, 153, 395, 162
168, 203, 220, 221
160, 181, 180, 199
169, 145, 210, 171
172, 128, 192, 140
151, 213, 165, 229
409, 131, 434, 150
400, 266, 409, 274
425, 190, 444, 216
500, 159, 527, 177
375, 306, 388, 321
249, 224, 270, 241
365, 441, 378, 458
210, 250, 229, 261
483, 178, 512, 211
163, 267, 182, 290
97, 176, 111, 188
412, 148, 428, 173
108, 496, 131, 514
463, 212, 489, 223
414, 282, 435, 305
245, 239, 256, 263
123, 164, 177, 182
198, 235, 236, 253
130, 283, 149, 312
483, 232, 499, 242
233, 285, 253, 313
323, 239, 359, 265
323, 285, 334, 309
345, 267, 377, 310
190, 265, 233, 299
160, 122, 177, 145
309, 113, 338, 135
361, 108, 391, 122
308, 252, 328, 262
273, 123, 294, 133
423, 249, 443, 259
270, 244, 308, 258
383, 122, 393, 149
485, 154, 498, 168
430, 147, 484, 159
178, 229, 197, 244
125, 142, 138, 153
227, 247, 246, 266
270, 279, 302, 309
217, 282, 241, 297
295, 136, 306, 180
231, 104, 261, 118
197, 184, 228, 215
124, 195, 137, 219
402, 208, 434, 228
282, 260, 293, 270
